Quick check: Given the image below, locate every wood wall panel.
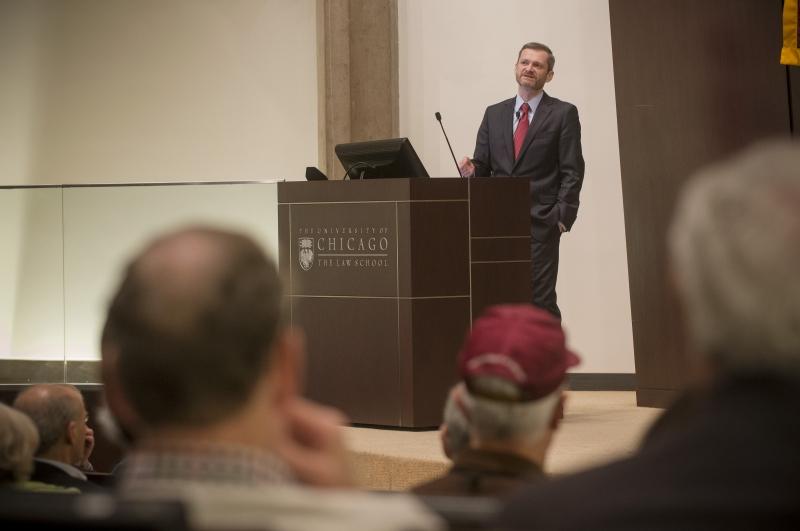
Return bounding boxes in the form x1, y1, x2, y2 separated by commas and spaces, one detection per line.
470, 262, 531, 319
609, 0, 792, 406
405, 201, 470, 297
401, 297, 469, 427
295, 296, 402, 425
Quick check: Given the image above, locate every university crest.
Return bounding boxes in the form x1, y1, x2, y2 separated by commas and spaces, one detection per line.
298, 237, 314, 271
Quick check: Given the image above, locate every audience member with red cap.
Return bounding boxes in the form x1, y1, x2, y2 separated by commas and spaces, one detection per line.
413, 304, 579, 497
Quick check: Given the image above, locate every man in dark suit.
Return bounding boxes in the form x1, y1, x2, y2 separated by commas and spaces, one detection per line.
459, 42, 584, 319
13, 384, 105, 493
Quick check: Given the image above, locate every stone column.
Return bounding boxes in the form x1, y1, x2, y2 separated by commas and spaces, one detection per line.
317, 0, 398, 178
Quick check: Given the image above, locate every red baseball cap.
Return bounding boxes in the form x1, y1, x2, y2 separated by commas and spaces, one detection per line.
458, 304, 580, 401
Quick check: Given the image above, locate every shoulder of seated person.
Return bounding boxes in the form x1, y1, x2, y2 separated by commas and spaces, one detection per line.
17, 480, 81, 494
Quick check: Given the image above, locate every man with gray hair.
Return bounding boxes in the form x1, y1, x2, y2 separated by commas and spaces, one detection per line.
12, 384, 103, 493
414, 304, 579, 497
0, 402, 39, 487
101, 226, 440, 531
497, 140, 800, 530
437, 383, 472, 461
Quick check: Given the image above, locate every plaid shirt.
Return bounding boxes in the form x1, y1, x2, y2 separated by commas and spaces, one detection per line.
115, 441, 444, 531
118, 440, 294, 491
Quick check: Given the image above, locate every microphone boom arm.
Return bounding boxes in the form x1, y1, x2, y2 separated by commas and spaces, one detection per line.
435, 112, 464, 178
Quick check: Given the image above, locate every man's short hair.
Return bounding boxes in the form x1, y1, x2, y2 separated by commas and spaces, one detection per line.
463, 378, 562, 443
518, 42, 555, 71
669, 140, 800, 374
0, 402, 40, 481
103, 226, 284, 428
13, 384, 83, 456
441, 383, 471, 458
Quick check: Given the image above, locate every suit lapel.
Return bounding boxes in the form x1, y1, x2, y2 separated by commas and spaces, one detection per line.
501, 98, 516, 166
513, 92, 553, 172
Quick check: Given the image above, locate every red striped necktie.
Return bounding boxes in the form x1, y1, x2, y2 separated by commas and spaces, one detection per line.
514, 102, 530, 160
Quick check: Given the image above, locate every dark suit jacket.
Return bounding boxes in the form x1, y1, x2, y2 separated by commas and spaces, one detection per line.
496, 372, 800, 530
473, 93, 584, 242
412, 448, 544, 498
30, 460, 106, 494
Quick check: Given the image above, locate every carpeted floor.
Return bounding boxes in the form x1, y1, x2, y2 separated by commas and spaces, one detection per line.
343, 391, 663, 491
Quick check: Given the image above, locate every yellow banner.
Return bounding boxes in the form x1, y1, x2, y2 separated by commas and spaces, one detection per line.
783, 0, 800, 65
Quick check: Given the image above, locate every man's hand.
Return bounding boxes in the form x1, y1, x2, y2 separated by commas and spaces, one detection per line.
278, 398, 353, 488
80, 427, 95, 471
458, 156, 476, 178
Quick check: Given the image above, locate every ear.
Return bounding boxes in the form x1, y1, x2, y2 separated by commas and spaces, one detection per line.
546, 69, 554, 82
66, 419, 79, 445
101, 342, 142, 436
267, 327, 306, 405
439, 424, 451, 458
548, 392, 567, 430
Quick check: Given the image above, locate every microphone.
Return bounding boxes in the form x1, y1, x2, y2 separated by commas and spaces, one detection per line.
435, 112, 464, 178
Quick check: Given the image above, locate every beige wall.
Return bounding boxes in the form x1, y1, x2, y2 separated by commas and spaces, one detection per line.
0, 189, 64, 361
0, 0, 317, 185
398, 0, 634, 373
0, 0, 303, 365
63, 184, 279, 361
0, 184, 280, 366
0, 0, 633, 374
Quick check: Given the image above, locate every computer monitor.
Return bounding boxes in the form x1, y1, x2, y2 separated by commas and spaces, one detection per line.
335, 137, 430, 179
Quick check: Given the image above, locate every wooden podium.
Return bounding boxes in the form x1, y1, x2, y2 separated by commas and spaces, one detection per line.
278, 177, 530, 427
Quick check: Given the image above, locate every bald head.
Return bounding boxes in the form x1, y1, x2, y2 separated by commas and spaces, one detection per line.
103, 226, 284, 429
13, 384, 85, 459
121, 229, 234, 337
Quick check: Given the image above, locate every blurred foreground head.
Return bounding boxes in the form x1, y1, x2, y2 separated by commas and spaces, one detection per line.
101, 226, 285, 433
0, 403, 39, 483
669, 140, 800, 375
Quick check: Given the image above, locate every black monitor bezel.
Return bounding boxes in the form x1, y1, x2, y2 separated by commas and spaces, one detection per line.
334, 137, 430, 179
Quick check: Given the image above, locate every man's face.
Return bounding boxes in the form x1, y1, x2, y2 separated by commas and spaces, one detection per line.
70, 393, 89, 465
515, 48, 553, 92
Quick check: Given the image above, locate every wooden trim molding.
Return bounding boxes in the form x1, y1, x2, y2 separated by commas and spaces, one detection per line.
0, 360, 639, 396
0, 360, 101, 385
567, 373, 637, 392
